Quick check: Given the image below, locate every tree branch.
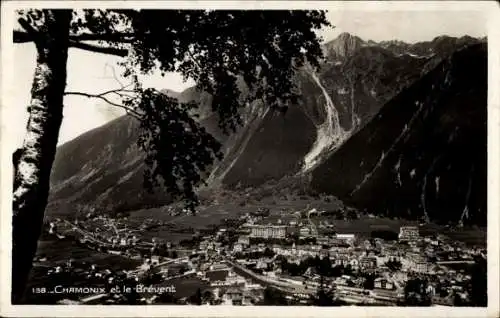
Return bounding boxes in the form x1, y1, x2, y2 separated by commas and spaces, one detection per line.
14, 30, 135, 44
69, 40, 129, 57
13, 30, 32, 43
64, 91, 143, 119
104, 63, 127, 88
68, 32, 135, 42
17, 18, 43, 51
15, 27, 130, 57
17, 18, 38, 37
186, 50, 203, 71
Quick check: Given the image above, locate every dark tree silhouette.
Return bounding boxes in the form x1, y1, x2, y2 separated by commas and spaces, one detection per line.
311, 274, 343, 306
201, 289, 215, 305
385, 258, 402, 271
12, 9, 330, 303
262, 287, 288, 305
189, 287, 203, 305
469, 255, 487, 306
363, 273, 376, 290
403, 278, 432, 306
171, 250, 178, 259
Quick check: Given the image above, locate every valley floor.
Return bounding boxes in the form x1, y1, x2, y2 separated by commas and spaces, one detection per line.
124, 199, 486, 247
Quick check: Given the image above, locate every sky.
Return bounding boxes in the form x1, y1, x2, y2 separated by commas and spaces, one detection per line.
4, 8, 488, 151
321, 10, 487, 43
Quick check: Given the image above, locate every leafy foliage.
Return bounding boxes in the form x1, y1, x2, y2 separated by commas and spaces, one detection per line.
135, 88, 223, 209
362, 273, 376, 290
403, 277, 432, 306
468, 255, 487, 306
16, 9, 330, 210
188, 287, 202, 305
310, 274, 344, 306
262, 287, 289, 305
385, 258, 402, 271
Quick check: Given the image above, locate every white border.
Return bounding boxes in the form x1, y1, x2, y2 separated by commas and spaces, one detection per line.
1, 1, 499, 317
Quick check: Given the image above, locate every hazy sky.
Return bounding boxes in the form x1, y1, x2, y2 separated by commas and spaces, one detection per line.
4, 8, 489, 151
321, 10, 487, 43
9, 44, 194, 148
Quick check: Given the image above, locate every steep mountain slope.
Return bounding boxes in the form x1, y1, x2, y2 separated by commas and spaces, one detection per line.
48, 116, 147, 216
47, 87, 225, 217
311, 43, 487, 225
46, 33, 485, 224
215, 102, 317, 188
217, 34, 481, 185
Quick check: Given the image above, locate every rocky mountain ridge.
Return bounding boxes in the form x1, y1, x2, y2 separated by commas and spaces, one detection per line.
311, 43, 487, 225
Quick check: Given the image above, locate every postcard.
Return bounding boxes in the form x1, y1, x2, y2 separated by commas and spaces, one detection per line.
1, 1, 499, 317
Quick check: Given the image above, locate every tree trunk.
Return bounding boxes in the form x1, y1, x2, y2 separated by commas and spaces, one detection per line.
12, 10, 72, 304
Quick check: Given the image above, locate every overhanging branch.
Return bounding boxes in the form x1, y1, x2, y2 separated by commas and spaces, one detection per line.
64, 91, 143, 119
17, 18, 43, 51
14, 30, 135, 43
68, 32, 135, 42
13, 30, 32, 43
15, 29, 131, 57
69, 40, 129, 57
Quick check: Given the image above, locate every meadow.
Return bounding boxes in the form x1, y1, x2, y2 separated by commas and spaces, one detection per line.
126, 198, 486, 247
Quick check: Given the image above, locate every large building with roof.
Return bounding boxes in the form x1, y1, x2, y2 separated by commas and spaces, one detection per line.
398, 226, 420, 242
249, 225, 287, 239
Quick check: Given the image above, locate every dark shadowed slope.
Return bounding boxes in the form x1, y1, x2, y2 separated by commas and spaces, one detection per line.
219, 103, 317, 188
311, 43, 487, 225
217, 34, 482, 187
47, 87, 225, 217
48, 116, 161, 217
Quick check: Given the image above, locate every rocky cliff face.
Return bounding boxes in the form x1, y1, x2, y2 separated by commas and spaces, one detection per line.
323, 32, 365, 60
216, 34, 481, 184
311, 43, 487, 225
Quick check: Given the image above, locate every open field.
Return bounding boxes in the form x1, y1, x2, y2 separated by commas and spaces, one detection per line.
26, 238, 142, 304
309, 215, 485, 246
45, 195, 486, 247
124, 198, 342, 242
35, 239, 141, 270
419, 223, 486, 247
126, 198, 486, 247
311, 216, 417, 235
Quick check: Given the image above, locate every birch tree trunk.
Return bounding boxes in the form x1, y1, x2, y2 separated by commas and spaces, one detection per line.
12, 10, 72, 304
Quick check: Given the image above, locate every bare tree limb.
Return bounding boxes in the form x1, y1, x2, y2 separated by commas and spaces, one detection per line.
86, 86, 136, 97
17, 19, 37, 34
13, 30, 135, 43
17, 18, 43, 51
67, 32, 136, 42
15, 27, 131, 57
68, 40, 129, 57
64, 91, 143, 119
13, 30, 32, 43
186, 49, 203, 72
104, 63, 127, 88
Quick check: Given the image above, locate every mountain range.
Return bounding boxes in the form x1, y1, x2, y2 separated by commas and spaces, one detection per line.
46, 33, 487, 226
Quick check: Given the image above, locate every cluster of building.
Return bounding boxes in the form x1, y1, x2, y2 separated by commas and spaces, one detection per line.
193, 212, 485, 306
40, 208, 485, 306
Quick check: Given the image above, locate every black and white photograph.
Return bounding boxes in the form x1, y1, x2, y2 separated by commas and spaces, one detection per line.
1, 1, 499, 317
